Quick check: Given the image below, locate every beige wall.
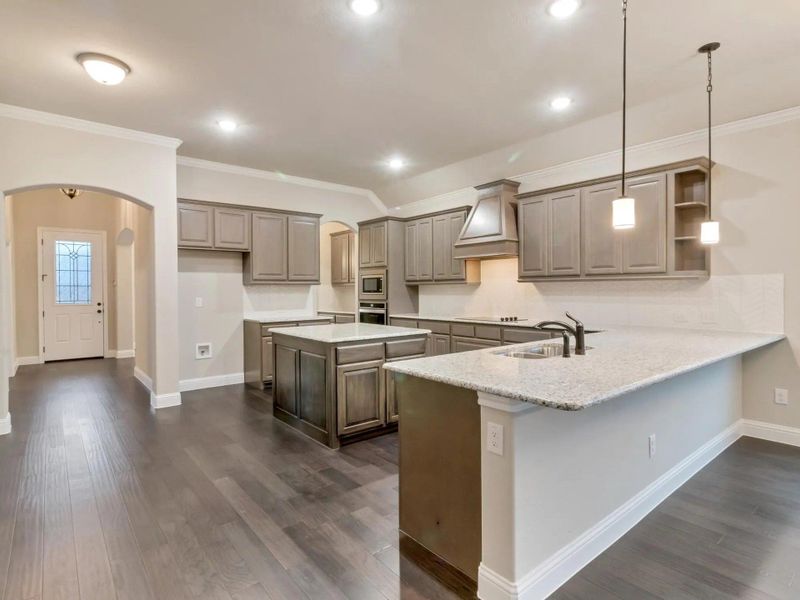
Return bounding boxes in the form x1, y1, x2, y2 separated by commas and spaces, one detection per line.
408, 113, 800, 430
318, 221, 357, 313
9, 188, 137, 358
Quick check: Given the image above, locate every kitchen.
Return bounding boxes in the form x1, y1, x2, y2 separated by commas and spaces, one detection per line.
0, 1, 799, 600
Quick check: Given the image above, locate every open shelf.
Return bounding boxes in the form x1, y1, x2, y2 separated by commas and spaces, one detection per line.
674, 201, 707, 209
672, 168, 710, 275
674, 235, 699, 241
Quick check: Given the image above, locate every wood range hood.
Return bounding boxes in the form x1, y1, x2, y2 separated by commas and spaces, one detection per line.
453, 179, 521, 260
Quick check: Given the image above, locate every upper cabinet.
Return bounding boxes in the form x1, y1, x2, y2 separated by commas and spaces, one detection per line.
176, 200, 321, 285
516, 157, 709, 282
330, 231, 356, 285
405, 208, 479, 285
359, 221, 387, 268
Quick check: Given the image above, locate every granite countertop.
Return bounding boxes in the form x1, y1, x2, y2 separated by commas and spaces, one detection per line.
390, 313, 547, 329
270, 323, 431, 344
243, 314, 335, 324
384, 326, 784, 411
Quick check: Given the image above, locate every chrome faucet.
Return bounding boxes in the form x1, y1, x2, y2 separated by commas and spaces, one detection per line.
533, 312, 586, 356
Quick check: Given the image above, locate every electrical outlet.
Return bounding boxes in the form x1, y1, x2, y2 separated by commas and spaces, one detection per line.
195, 343, 212, 360
774, 388, 789, 406
487, 422, 504, 456
648, 434, 656, 458
195, 296, 204, 308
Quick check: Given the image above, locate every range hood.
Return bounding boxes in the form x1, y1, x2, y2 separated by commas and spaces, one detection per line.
453, 179, 521, 260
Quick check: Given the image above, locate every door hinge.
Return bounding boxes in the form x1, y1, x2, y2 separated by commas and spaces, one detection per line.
41, 238, 44, 245
42, 310, 45, 317
42, 346, 46, 353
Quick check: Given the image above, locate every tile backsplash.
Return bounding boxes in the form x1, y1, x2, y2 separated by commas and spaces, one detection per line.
418, 258, 783, 334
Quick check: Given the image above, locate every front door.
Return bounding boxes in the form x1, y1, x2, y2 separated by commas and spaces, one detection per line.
41, 230, 105, 361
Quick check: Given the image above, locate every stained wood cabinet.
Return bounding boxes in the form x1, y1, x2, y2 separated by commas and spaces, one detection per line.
518, 196, 547, 277
359, 221, 387, 268
288, 215, 320, 282
518, 191, 580, 278
405, 208, 476, 284
427, 333, 451, 356
433, 211, 468, 280
622, 174, 667, 273
337, 360, 386, 435
405, 218, 433, 282
330, 231, 356, 285
582, 181, 623, 275
213, 207, 250, 250
246, 212, 288, 282
451, 336, 502, 353
178, 202, 214, 248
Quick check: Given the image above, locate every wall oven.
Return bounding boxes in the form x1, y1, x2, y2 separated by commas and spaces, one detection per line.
359, 268, 387, 301
358, 302, 388, 325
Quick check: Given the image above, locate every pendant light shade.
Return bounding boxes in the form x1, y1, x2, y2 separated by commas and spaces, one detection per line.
613, 0, 634, 230
612, 196, 636, 229
699, 42, 721, 245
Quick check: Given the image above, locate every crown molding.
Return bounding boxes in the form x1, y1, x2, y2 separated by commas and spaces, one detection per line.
0, 103, 183, 149
396, 104, 800, 211
177, 156, 388, 215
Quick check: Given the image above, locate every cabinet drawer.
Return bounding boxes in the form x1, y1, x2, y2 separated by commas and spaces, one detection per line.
385, 337, 428, 359
296, 319, 333, 326
502, 329, 553, 344
452, 336, 502, 353
450, 323, 474, 338
418, 320, 450, 334
391, 318, 418, 328
261, 323, 296, 335
474, 325, 501, 341
337, 343, 385, 365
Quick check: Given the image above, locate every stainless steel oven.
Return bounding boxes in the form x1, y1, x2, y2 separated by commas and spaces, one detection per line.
359, 268, 387, 301
358, 302, 387, 325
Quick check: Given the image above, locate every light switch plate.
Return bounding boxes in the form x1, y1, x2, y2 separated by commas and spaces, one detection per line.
195, 297, 204, 308
487, 422, 504, 456
196, 343, 212, 360
774, 388, 789, 405
648, 434, 656, 458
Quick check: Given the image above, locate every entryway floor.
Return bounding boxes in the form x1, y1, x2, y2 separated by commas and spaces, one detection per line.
1, 359, 798, 599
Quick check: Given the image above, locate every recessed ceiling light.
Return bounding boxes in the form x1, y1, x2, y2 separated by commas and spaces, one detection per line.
549, 96, 573, 111
217, 119, 238, 132
76, 52, 131, 85
388, 157, 406, 170
350, 0, 380, 16
548, 0, 580, 19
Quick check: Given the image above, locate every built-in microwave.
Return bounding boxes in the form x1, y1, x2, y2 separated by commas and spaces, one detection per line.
359, 268, 387, 301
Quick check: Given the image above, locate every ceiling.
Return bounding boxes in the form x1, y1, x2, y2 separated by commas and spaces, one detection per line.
1, 0, 799, 191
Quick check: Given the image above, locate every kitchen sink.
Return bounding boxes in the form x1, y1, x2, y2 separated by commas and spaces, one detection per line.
497, 344, 594, 359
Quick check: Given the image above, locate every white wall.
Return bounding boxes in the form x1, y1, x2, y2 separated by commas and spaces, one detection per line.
0, 105, 182, 420
403, 110, 799, 430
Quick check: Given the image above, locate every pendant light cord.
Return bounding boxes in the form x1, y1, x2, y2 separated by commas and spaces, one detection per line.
621, 0, 628, 195
706, 49, 713, 217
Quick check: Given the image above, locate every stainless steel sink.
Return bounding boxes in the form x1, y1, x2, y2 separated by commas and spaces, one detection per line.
497, 344, 594, 359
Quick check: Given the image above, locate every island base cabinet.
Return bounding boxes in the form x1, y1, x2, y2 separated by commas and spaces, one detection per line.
451, 336, 502, 353
274, 346, 299, 416
337, 360, 386, 435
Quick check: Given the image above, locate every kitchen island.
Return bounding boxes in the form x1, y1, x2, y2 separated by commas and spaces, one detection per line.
384, 326, 784, 599
271, 322, 430, 448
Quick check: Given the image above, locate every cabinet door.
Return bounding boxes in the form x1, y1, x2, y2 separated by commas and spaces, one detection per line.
261, 336, 273, 381
249, 212, 288, 281
548, 190, 581, 276
433, 214, 466, 281
178, 202, 214, 248
405, 221, 418, 281
348, 232, 357, 283
334, 314, 356, 324
370, 221, 388, 267
274, 345, 299, 416
428, 333, 451, 356
337, 359, 385, 435
622, 174, 667, 273
385, 366, 399, 424
447, 212, 468, 279
416, 218, 433, 282
518, 197, 547, 277
330, 233, 349, 285
214, 207, 250, 250
582, 181, 623, 275
451, 336, 502, 353
288, 215, 320, 282
359, 225, 372, 267
299, 351, 327, 432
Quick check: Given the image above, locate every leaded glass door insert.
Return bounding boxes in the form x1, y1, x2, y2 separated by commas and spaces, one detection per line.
55, 240, 93, 304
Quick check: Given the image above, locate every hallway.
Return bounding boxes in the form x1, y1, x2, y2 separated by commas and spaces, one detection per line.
1, 360, 799, 599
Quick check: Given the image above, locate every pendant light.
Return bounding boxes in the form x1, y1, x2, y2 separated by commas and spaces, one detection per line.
612, 0, 635, 230
699, 42, 721, 245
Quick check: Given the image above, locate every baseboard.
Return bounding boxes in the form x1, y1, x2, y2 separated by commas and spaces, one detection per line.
741, 419, 800, 448
478, 421, 742, 600
150, 391, 182, 409
0, 413, 10, 436
113, 349, 136, 359
14, 355, 41, 370
179, 372, 245, 392
133, 366, 153, 391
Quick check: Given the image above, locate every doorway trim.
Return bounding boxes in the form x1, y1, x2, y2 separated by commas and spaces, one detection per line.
37, 226, 109, 363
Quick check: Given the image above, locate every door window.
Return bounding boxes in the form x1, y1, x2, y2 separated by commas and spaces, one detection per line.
55, 240, 93, 304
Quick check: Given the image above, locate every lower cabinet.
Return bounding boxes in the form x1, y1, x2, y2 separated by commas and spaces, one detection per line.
427, 333, 451, 356
274, 346, 299, 415
451, 336, 502, 353
337, 360, 386, 435
261, 337, 273, 380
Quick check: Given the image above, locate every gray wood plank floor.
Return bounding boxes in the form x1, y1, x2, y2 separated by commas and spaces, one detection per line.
1, 358, 798, 600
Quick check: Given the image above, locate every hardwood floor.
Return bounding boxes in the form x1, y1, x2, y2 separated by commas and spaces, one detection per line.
0, 358, 798, 600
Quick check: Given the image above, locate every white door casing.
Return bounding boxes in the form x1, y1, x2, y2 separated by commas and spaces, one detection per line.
40, 228, 106, 361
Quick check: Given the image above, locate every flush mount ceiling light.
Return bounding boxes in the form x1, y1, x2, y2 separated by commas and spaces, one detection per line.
388, 157, 406, 170
217, 119, 238, 132
350, 0, 380, 16
549, 96, 573, 111
60, 187, 82, 200
76, 52, 130, 85
548, 0, 581, 19
612, 0, 635, 230
699, 42, 721, 245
